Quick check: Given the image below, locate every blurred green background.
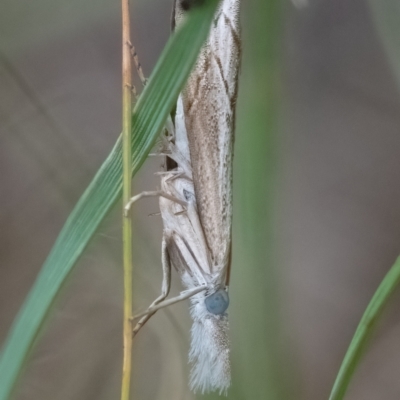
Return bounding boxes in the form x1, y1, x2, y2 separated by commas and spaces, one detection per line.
1, 0, 400, 399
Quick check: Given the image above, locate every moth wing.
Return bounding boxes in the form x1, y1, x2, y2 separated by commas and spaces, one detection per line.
175, 0, 241, 276
160, 176, 212, 278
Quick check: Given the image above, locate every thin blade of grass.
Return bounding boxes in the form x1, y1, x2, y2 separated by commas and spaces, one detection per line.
0, 2, 219, 399
329, 256, 400, 400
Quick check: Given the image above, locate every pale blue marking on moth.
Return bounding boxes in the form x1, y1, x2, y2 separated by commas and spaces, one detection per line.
205, 289, 229, 315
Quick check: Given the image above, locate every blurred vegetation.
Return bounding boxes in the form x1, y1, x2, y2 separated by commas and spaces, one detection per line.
0, 0, 118, 54
368, 0, 400, 87
1, 0, 400, 400
226, 1, 295, 399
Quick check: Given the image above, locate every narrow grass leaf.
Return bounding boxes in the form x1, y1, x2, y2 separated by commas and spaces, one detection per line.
329, 256, 400, 400
0, 2, 219, 400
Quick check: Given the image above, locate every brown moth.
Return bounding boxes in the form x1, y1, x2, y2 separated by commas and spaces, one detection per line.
173, 0, 240, 280
172, 0, 240, 393
128, 0, 240, 394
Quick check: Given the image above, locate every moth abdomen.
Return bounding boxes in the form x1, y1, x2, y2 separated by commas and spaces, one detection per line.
189, 295, 231, 394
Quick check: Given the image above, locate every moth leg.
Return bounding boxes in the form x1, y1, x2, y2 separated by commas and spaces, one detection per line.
132, 231, 207, 336
132, 233, 171, 337
126, 45, 175, 138
124, 190, 186, 217
132, 286, 208, 321
155, 170, 184, 177
127, 42, 147, 87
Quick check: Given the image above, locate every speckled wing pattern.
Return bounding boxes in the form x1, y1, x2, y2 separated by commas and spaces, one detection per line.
175, 0, 240, 280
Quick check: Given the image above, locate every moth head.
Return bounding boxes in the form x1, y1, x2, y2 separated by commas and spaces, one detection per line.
178, 0, 205, 10
172, 0, 205, 31
204, 288, 229, 315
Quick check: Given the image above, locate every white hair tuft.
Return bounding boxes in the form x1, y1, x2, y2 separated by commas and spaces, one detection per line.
188, 293, 231, 395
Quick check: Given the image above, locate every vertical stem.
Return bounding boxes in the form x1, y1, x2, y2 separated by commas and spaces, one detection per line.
121, 0, 133, 399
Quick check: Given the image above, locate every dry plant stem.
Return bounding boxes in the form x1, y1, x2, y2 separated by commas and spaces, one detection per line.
121, 0, 133, 399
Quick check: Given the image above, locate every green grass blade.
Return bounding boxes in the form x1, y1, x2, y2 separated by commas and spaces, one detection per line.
329, 256, 400, 400
231, 1, 295, 399
368, 0, 400, 88
204, 1, 296, 399
0, 2, 219, 399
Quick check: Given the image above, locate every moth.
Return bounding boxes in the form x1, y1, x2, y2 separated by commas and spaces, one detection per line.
128, 0, 240, 394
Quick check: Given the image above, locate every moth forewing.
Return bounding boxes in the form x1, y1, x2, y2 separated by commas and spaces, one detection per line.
160, 177, 210, 280
175, 0, 240, 276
